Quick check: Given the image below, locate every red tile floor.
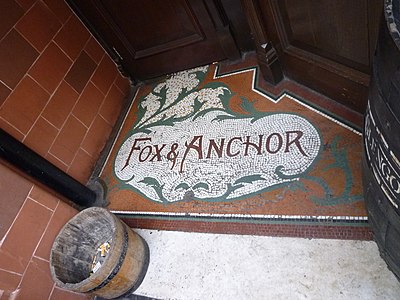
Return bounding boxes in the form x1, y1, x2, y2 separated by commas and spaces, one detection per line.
100, 54, 371, 240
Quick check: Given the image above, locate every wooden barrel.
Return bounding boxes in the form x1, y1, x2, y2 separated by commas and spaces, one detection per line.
362, 0, 400, 280
50, 207, 149, 299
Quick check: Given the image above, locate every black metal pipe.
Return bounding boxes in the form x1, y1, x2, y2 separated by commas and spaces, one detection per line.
0, 128, 97, 208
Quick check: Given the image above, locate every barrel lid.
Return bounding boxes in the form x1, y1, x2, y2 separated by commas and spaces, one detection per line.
385, 0, 400, 50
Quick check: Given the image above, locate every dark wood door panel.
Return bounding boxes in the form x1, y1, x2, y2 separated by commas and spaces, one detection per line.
280, 0, 379, 73
99, 0, 205, 59
246, 0, 383, 113
67, 0, 240, 81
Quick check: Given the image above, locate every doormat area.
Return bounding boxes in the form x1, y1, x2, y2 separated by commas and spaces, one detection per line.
100, 63, 371, 240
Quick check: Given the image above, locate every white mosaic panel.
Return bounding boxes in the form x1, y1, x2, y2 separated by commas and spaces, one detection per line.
115, 110, 321, 203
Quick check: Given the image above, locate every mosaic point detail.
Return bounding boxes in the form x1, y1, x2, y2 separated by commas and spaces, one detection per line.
101, 64, 366, 228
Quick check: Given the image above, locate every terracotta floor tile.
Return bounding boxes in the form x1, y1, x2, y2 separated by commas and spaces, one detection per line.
17, 257, 54, 300
0, 199, 51, 274
45, 152, 69, 172
84, 36, 104, 64
100, 84, 125, 125
0, 117, 24, 141
42, 80, 79, 129
29, 185, 59, 211
54, 14, 90, 61
0, 29, 39, 89
65, 51, 97, 94
15, 1, 61, 52
49, 115, 87, 165
91, 55, 118, 95
0, 0, 24, 41
24, 117, 58, 157
43, 0, 72, 24
29, 42, 72, 94
0, 76, 49, 134
114, 72, 131, 96
0, 269, 21, 295
0, 81, 11, 107
35, 201, 78, 261
81, 115, 112, 158
49, 287, 92, 300
72, 82, 103, 127
15, 0, 35, 11
0, 163, 33, 240
68, 148, 96, 184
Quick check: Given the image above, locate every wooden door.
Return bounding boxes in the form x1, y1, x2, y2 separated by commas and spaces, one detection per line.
67, 0, 240, 81
242, 0, 382, 113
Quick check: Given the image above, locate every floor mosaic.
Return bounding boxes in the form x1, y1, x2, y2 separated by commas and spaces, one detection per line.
100, 60, 370, 239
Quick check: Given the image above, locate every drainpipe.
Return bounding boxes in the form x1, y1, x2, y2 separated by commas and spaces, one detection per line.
0, 128, 101, 208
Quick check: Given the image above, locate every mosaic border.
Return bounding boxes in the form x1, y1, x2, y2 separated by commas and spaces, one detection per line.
112, 211, 369, 227
122, 218, 373, 240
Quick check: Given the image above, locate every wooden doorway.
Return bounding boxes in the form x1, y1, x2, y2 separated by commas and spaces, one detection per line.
67, 0, 241, 81
242, 0, 382, 113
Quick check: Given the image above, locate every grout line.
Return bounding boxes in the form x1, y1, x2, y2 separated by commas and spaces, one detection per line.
40, 115, 62, 130
80, 147, 94, 158
48, 283, 56, 300
32, 255, 49, 263
70, 112, 90, 129
46, 152, 69, 169
0, 79, 12, 91
0, 117, 26, 137
27, 197, 55, 212
0, 267, 23, 276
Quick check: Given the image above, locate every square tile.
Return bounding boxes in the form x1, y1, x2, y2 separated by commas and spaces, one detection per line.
0, 76, 49, 134
65, 51, 97, 93
0, 163, 33, 241
81, 115, 112, 158
17, 257, 54, 300
100, 84, 125, 125
42, 80, 79, 129
29, 42, 72, 94
54, 14, 90, 60
91, 54, 118, 94
0, 29, 39, 89
0, 0, 24, 41
35, 201, 78, 261
24, 117, 58, 156
0, 199, 52, 274
15, 1, 61, 52
68, 148, 96, 184
43, 0, 72, 24
49, 115, 87, 165
72, 82, 103, 127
